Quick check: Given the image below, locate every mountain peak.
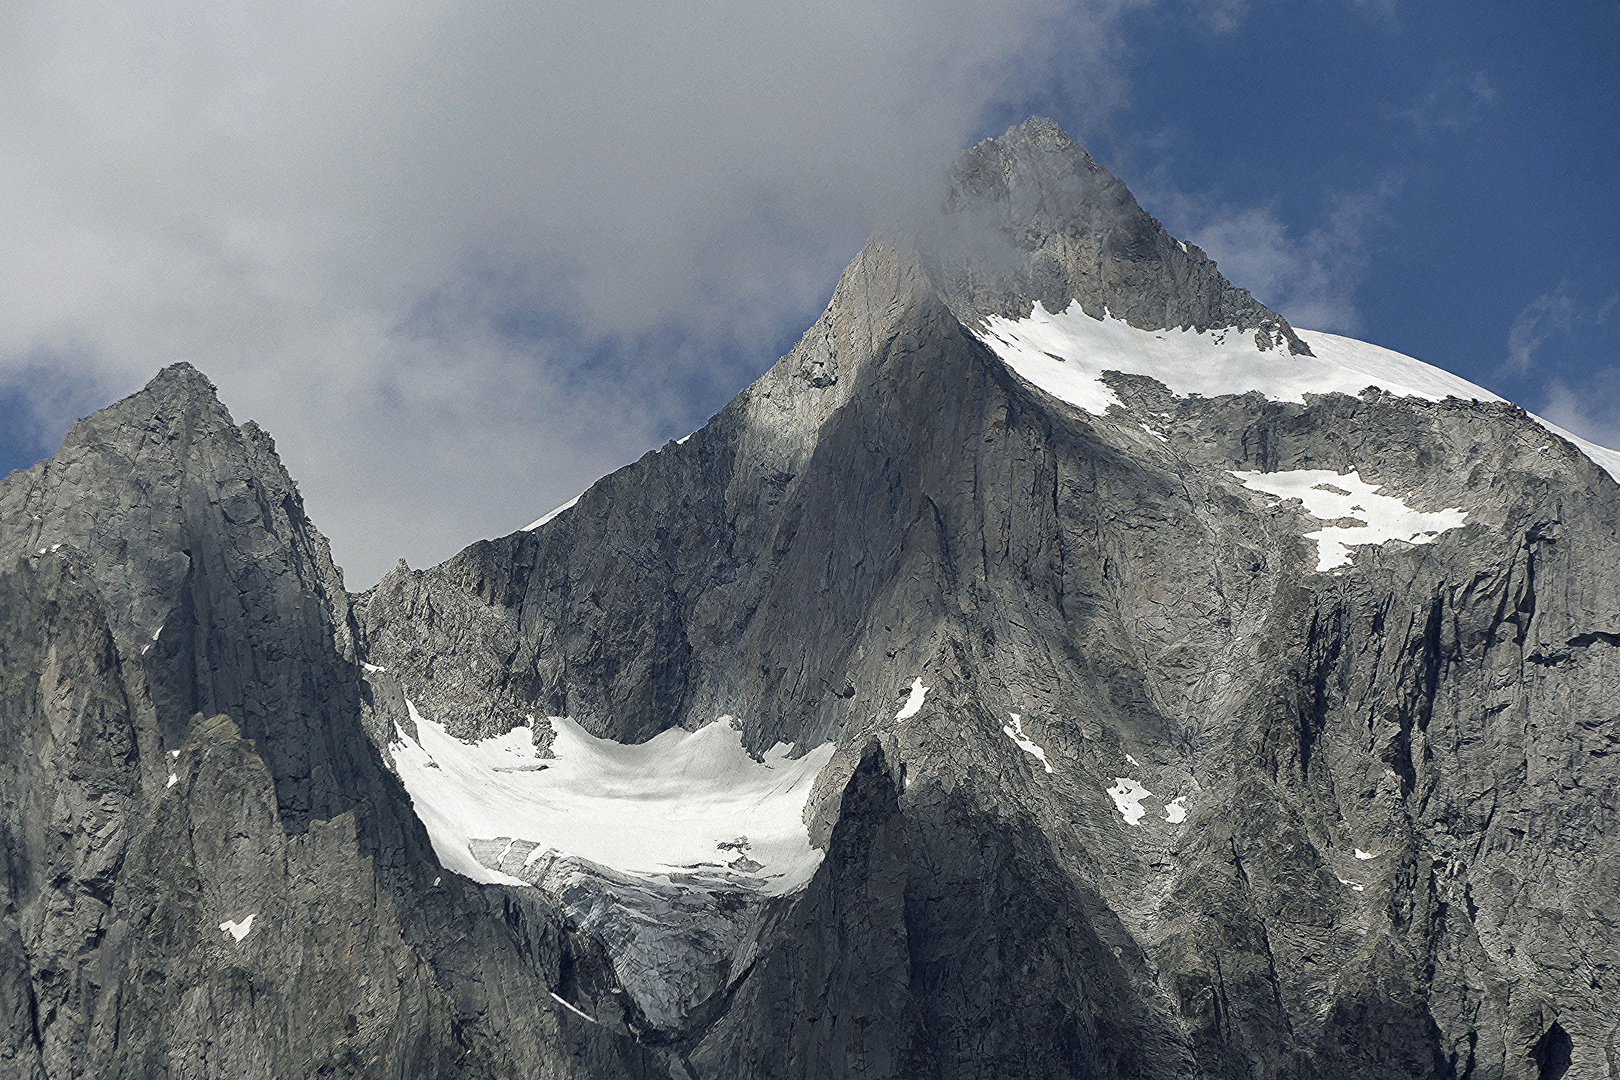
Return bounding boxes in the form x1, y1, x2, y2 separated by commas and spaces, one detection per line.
990, 114, 1103, 164
921, 116, 1311, 355
139, 361, 223, 407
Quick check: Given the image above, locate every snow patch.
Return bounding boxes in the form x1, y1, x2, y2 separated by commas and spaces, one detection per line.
1165, 796, 1188, 824
522, 495, 580, 532
1001, 714, 1053, 773
1338, 878, 1365, 893
549, 991, 598, 1023
895, 678, 928, 720
1230, 469, 1467, 571
970, 304, 1620, 482
362, 662, 386, 674
152, 625, 163, 641
166, 774, 178, 788
390, 700, 834, 894
976, 303, 1499, 413
49, 544, 60, 552
169, 749, 180, 759
1106, 778, 1153, 826
1354, 848, 1376, 860
219, 914, 256, 941
1125, 753, 1140, 766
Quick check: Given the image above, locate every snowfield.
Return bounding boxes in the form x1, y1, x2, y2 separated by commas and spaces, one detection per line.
1229, 469, 1468, 571
973, 303, 1620, 481
390, 702, 835, 895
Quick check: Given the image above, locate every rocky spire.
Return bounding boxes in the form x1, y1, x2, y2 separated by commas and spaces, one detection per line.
920, 116, 1312, 354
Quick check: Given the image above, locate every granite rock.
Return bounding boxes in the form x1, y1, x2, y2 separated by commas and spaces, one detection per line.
6, 116, 1619, 1079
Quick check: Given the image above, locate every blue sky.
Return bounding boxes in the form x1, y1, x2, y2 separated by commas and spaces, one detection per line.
1058, 0, 1620, 441
1, 0, 1615, 583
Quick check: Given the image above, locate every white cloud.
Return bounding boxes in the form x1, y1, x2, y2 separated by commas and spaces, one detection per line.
1519, 288, 1620, 452
1540, 371, 1620, 453
1400, 69, 1497, 133
1506, 289, 1575, 373
1183, 0, 1394, 34
0, 0, 1143, 584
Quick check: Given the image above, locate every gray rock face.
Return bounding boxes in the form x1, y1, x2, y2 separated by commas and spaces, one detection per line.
0, 369, 660, 1078
470, 848, 780, 1037
6, 116, 1620, 1079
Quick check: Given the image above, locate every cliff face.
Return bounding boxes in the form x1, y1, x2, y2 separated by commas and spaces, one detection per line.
0, 367, 658, 1078
4, 117, 1617, 1079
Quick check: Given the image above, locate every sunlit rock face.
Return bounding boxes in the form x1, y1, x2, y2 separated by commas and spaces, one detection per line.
5, 117, 1619, 1079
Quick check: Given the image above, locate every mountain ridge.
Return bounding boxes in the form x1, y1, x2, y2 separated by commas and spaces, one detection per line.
4, 117, 1619, 1078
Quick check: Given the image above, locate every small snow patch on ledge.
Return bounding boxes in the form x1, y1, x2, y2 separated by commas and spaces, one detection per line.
522, 495, 581, 532
1354, 848, 1377, 860
166, 774, 178, 789
1164, 796, 1188, 824
219, 914, 256, 942
1002, 714, 1053, 773
895, 678, 928, 720
1106, 778, 1153, 826
549, 992, 597, 1023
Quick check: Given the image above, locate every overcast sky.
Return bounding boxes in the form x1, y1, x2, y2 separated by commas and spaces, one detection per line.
3, 1, 1616, 586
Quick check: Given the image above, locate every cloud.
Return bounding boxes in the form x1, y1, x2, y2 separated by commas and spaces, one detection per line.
1142, 178, 1400, 333
1499, 286, 1620, 451
1540, 370, 1620, 452
1506, 289, 1575, 373
1192, 0, 1251, 33
1400, 69, 1496, 133
1182, 0, 1394, 34
0, 0, 1145, 585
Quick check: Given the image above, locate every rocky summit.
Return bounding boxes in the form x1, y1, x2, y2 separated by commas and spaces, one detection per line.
3, 117, 1618, 1080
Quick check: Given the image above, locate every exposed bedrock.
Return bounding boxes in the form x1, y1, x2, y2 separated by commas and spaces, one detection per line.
357, 217, 1618, 1076
2, 116, 1616, 1078
0, 372, 660, 1078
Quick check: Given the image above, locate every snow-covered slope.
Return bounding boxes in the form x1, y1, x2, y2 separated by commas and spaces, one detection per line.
390, 703, 835, 895
974, 302, 1620, 481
